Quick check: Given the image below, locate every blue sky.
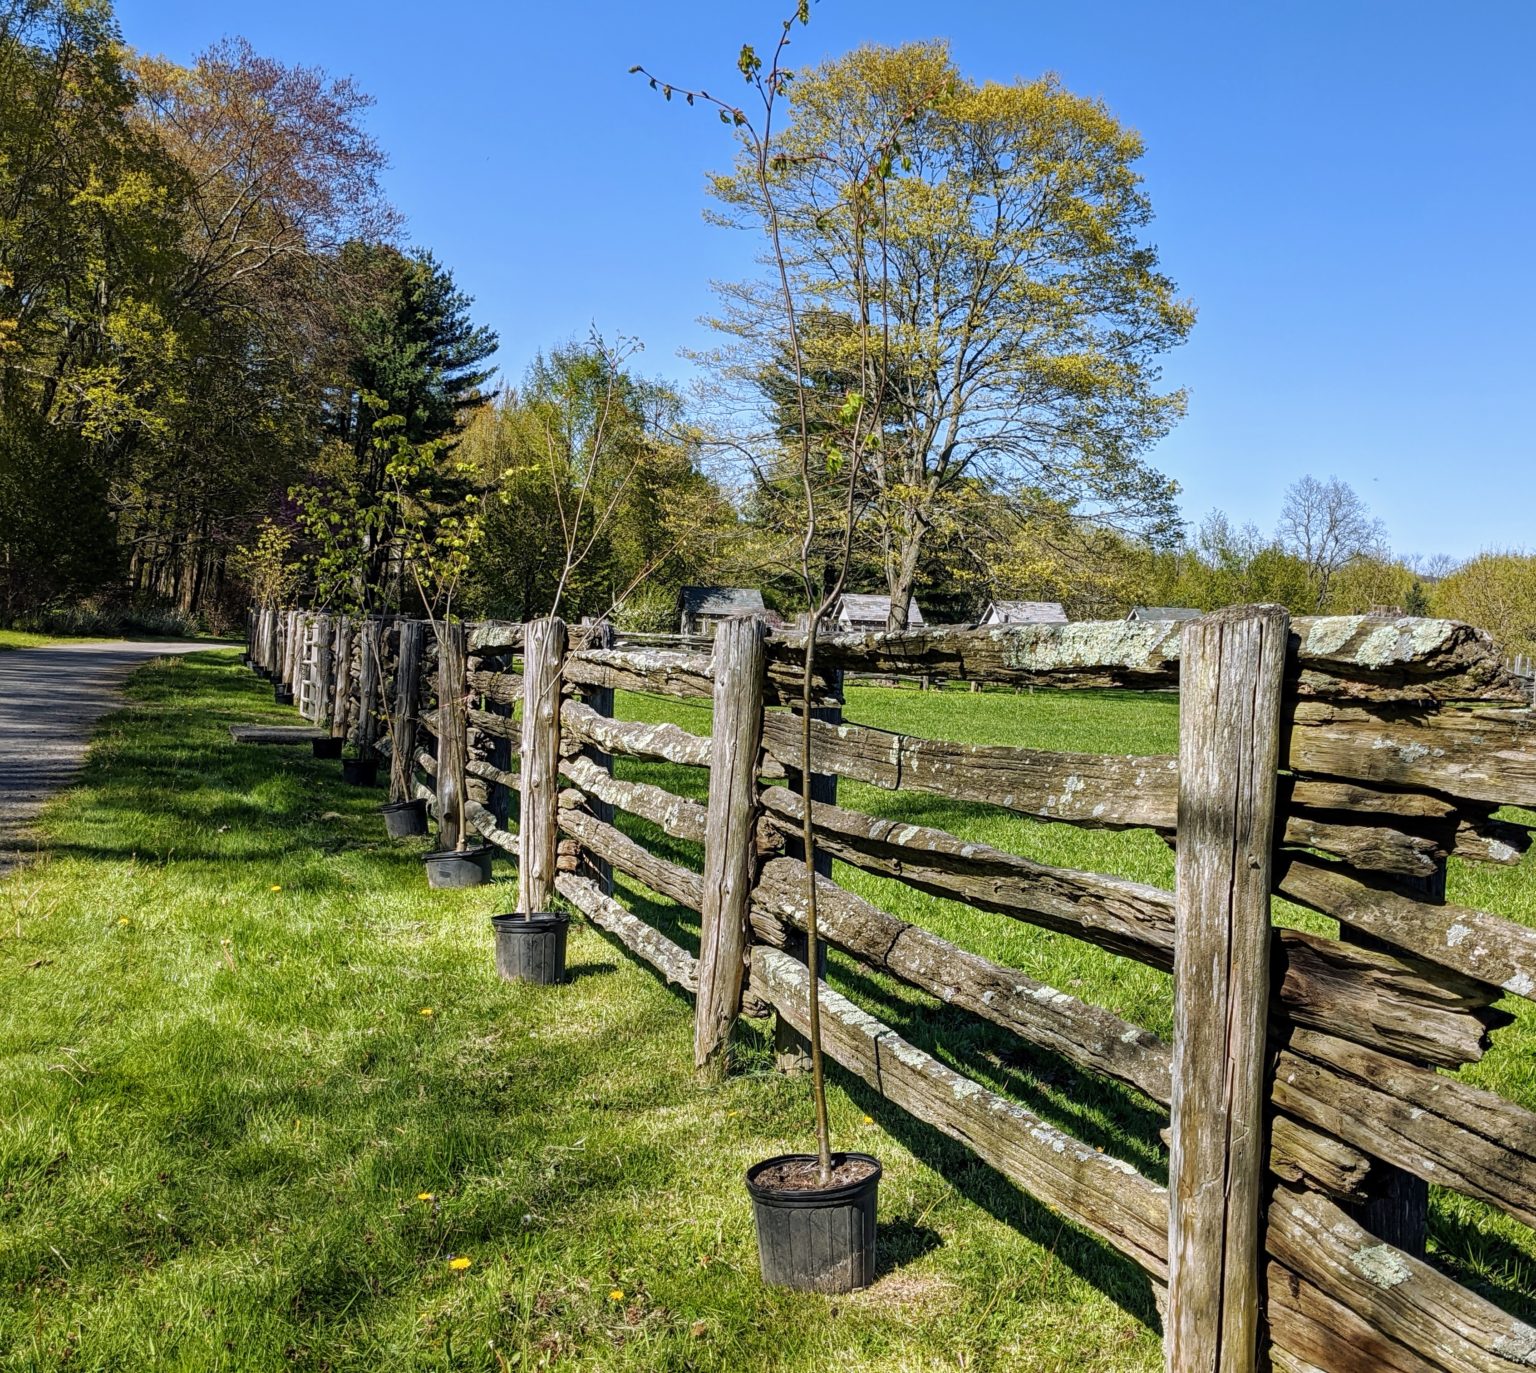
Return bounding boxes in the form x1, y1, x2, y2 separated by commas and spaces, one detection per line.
117, 1, 1535, 560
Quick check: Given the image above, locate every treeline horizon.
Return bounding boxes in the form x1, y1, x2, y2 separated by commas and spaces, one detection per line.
4, 2, 1533, 657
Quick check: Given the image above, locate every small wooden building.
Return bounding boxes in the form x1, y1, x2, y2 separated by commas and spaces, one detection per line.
980, 599, 1068, 626
1127, 605, 1202, 624
677, 586, 766, 636
832, 593, 925, 633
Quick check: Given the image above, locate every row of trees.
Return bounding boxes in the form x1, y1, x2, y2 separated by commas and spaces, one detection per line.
4, 6, 1529, 657
0, 0, 499, 626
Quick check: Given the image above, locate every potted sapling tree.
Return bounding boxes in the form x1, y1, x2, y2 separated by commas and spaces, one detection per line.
377, 417, 495, 887
637, 11, 935, 1291
483, 333, 729, 971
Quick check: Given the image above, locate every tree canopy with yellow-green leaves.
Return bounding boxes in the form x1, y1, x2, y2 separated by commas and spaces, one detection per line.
704, 41, 1195, 629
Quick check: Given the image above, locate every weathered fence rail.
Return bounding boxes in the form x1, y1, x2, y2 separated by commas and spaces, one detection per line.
245, 605, 1536, 1373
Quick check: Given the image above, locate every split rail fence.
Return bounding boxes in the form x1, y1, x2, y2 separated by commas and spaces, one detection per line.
246, 602, 1536, 1373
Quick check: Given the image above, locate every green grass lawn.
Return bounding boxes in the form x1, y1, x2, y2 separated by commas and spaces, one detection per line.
1, 655, 1167, 1372
2, 661, 1531, 1371
610, 680, 1536, 1324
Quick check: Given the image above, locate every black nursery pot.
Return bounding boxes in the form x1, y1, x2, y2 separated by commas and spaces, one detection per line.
491, 912, 569, 984
423, 845, 491, 888
746, 1153, 881, 1293
312, 737, 343, 760
380, 798, 428, 838
273, 684, 295, 706
340, 756, 378, 786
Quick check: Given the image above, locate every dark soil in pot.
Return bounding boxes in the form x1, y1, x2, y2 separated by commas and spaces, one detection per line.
746, 1153, 881, 1293
491, 912, 568, 984
381, 798, 428, 838
340, 756, 378, 786
312, 737, 343, 759
423, 845, 491, 888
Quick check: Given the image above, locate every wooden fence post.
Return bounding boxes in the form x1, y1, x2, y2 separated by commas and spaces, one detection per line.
312, 613, 334, 727
695, 615, 768, 1080
357, 618, 383, 758
437, 620, 469, 851
518, 616, 567, 913
262, 607, 278, 677
331, 616, 354, 741
390, 619, 426, 803
1167, 604, 1288, 1373
280, 610, 296, 690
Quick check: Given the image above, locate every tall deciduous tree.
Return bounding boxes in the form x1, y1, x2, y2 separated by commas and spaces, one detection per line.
1275, 474, 1386, 611
706, 42, 1193, 627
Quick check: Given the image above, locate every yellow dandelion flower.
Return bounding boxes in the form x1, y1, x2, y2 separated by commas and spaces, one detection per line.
448, 1256, 471, 1271
417, 1192, 435, 1202
117, 917, 131, 926
269, 884, 282, 892
419, 1008, 434, 1017
862, 1115, 874, 1125
608, 1288, 625, 1302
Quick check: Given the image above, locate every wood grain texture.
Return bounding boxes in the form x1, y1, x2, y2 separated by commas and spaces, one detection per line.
556, 806, 703, 912
1288, 703, 1536, 809
756, 784, 1177, 964
563, 647, 714, 700
389, 620, 425, 803
465, 799, 518, 858
694, 616, 767, 1078
466, 668, 522, 706
356, 620, 383, 758
750, 856, 1173, 1104
1273, 927, 1509, 1068
767, 616, 1522, 702
555, 873, 698, 992
560, 754, 706, 844
1275, 853, 1536, 1004
311, 613, 335, 729
759, 710, 1178, 831
1265, 1261, 1438, 1373
518, 617, 566, 913
560, 699, 714, 769
330, 617, 354, 741
1272, 1028, 1536, 1231
435, 621, 468, 854
1168, 604, 1289, 1373
1266, 1187, 1536, 1373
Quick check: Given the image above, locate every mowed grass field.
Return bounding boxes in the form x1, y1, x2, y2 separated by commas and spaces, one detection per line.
0, 653, 1531, 1371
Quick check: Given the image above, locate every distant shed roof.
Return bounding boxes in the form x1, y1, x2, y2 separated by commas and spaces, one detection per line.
983, 600, 1068, 625
1127, 606, 1202, 623
835, 593, 925, 627
677, 586, 766, 618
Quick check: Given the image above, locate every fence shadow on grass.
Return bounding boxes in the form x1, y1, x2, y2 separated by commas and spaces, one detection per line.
830, 1058, 1165, 1330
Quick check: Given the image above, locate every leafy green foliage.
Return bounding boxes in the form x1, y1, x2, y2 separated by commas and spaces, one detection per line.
704, 41, 1193, 628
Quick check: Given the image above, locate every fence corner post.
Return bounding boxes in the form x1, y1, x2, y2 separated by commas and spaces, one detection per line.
1167, 604, 1288, 1373
518, 615, 567, 913
695, 613, 769, 1081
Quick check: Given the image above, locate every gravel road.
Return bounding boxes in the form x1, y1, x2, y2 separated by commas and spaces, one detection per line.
0, 640, 226, 874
